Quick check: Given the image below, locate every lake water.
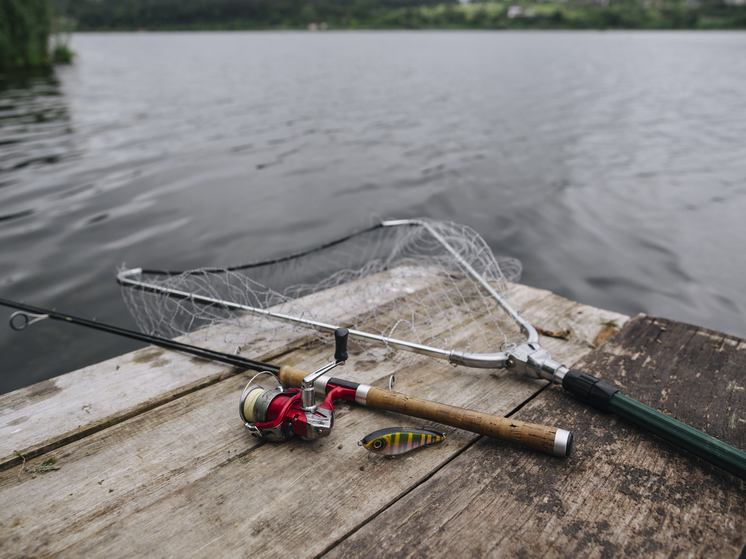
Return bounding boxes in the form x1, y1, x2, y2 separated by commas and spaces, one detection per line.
1, 31, 745, 394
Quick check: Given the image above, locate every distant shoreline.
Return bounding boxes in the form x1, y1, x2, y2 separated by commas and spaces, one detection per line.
57, 2, 746, 33
67, 27, 746, 32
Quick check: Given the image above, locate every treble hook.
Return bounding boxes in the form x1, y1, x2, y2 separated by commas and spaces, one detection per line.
9, 311, 49, 331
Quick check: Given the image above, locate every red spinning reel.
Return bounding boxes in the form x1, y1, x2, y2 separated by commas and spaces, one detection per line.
239, 328, 355, 441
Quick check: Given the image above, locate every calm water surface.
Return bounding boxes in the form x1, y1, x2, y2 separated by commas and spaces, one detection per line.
1, 31, 745, 394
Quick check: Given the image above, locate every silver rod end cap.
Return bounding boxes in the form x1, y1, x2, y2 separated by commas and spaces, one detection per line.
553, 428, 573, 457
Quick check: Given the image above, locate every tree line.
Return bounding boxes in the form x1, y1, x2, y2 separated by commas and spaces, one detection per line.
50, 0, 746, 31
1, 0, 51, 70
50, 0, 458, 30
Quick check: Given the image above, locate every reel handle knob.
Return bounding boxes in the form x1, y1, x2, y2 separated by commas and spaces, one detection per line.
334, 327, 349, 363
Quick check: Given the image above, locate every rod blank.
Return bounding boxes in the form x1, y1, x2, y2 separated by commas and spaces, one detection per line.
0, 297, 279, 375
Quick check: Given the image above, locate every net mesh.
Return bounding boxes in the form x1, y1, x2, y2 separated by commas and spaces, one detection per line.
119, 219, 526, 364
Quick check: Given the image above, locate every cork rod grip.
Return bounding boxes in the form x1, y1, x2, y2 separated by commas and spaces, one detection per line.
278, 366, 563, 456
365, 387, 557, 456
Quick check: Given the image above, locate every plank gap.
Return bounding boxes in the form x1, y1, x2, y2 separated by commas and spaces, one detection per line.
1, 334, 312, 473
503, 381, 551, 419
316, 433, 486, 559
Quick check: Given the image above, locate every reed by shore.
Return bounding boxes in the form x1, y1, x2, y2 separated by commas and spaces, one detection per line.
1, 0, 73, 71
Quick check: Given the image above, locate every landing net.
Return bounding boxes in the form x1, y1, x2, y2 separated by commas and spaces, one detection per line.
118, 219, 527, 366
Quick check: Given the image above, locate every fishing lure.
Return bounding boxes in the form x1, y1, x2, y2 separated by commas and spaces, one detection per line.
359, 427, 445, 456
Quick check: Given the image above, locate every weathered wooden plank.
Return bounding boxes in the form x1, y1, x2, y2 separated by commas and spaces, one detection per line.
321, 315, 746, 559
507, 282, 627, 365
0, 287, 624, 557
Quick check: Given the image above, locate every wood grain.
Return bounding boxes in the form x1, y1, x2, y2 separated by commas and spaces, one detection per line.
0, 336, 537, 558
364, 386, 558, 455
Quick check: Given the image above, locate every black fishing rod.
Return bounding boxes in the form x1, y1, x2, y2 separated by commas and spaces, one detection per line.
0, 297, 280, 375
0, 297, 575, 457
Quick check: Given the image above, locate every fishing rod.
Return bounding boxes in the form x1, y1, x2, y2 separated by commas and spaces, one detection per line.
0, 297, 573, 457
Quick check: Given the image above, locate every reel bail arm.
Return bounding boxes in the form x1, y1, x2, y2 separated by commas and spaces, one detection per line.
301, 328, 348, 412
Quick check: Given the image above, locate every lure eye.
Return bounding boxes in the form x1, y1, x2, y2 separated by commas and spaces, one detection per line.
373, 439, 384, 449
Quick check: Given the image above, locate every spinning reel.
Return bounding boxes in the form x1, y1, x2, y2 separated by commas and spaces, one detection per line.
239, 328, 352, 441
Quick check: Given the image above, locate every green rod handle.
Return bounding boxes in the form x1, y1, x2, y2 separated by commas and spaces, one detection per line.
561, 369, 746, 480
609, 392, 746, 481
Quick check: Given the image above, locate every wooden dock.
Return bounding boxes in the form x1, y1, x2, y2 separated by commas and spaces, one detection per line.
1, 277, 745, 558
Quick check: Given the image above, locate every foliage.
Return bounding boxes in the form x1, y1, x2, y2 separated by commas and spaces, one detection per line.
27, 456, 61, 475
51, 15, 75, 64
51, 44, 74, 64
51, 0, 459, 31
0, 1, 78, 71
407, 1, 746, 30
0, 0, 52, 71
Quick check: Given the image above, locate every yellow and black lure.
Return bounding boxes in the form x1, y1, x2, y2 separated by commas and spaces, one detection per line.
359, 427, 445, 456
